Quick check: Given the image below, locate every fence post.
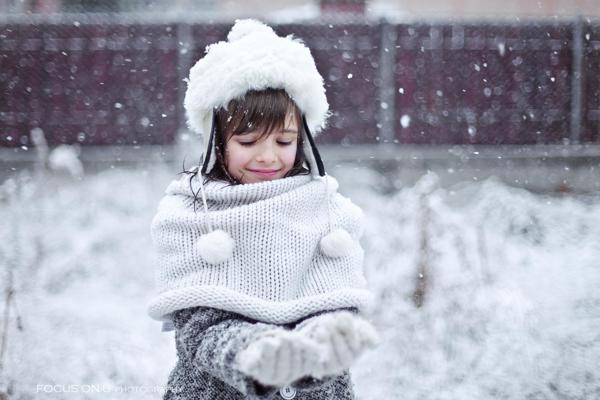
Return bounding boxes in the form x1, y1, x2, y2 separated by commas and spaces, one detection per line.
175, 22, 198, 164
570, 16, 584, 144
378, 19, 397, 144
177, 23, 194, 138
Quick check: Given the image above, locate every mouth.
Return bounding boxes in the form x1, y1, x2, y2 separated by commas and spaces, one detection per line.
247, 169, 281, 178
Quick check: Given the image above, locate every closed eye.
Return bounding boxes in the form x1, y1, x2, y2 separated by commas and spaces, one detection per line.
238, 141, 294, 146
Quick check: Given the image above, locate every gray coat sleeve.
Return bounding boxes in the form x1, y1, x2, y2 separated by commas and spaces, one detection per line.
172, 306, 280, 397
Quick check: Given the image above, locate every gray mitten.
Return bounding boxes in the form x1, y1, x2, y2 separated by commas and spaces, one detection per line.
295, 311, 380, 378
235, 328, 322, 387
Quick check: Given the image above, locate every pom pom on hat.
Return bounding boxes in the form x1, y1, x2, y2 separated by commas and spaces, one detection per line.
197, 229, 235, 264
227, 19, 275, 42
320, 228, 355, 258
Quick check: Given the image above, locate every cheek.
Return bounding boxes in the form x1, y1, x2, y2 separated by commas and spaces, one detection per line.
225, 143, 249, 169
282, 144, 298, 167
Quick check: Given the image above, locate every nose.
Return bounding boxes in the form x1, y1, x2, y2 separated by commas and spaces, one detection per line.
255, 140, 277, 164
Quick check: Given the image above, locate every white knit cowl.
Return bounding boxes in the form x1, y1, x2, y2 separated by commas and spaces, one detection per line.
147, 173, 373, 325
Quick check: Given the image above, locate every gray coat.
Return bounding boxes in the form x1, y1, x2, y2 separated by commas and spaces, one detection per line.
163, 306, 356, 400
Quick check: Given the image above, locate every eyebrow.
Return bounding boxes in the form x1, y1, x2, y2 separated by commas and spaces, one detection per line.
235, 127, 298, 136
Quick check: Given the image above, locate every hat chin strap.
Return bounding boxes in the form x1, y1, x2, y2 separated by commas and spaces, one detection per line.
200, 111, 218, 175
301, 115, 326, 178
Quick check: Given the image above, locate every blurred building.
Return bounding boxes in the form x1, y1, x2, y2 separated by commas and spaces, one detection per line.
1, 0, 599, 19
369, 0, 600, 20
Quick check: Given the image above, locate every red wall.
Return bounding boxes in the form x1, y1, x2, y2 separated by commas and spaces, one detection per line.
1, 20, 598, 147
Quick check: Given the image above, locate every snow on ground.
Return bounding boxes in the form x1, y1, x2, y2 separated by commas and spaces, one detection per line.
0, 163, 599, 399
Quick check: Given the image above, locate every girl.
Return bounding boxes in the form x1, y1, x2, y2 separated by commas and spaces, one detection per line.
148, 19, 378, 400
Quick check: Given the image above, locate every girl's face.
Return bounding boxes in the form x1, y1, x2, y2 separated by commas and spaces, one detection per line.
224, 110, 299, 184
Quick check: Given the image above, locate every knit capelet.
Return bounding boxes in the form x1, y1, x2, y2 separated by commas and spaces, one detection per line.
147, 173, 373, 325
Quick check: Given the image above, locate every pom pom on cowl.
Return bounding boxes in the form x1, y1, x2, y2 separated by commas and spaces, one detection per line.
320, 228, 355, 258
197, 229, 234, 264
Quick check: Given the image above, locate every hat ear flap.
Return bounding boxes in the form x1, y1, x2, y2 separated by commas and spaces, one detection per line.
302, 115, 326, 177
201, 110, 218, 175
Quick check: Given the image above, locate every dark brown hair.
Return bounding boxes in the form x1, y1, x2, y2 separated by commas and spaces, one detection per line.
180, 88, 311, 210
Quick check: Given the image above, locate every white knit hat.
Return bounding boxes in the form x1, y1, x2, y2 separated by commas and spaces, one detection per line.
183, 18, 330, 177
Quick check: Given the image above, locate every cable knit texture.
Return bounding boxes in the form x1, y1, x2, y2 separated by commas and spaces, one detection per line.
165, 306, 356, 400
148, 173, 373, 325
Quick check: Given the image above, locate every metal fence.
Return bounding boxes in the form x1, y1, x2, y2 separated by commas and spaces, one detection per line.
1, 16, 599, 148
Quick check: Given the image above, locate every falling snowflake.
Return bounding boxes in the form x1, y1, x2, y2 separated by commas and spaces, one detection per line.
400, 115, 411, 128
